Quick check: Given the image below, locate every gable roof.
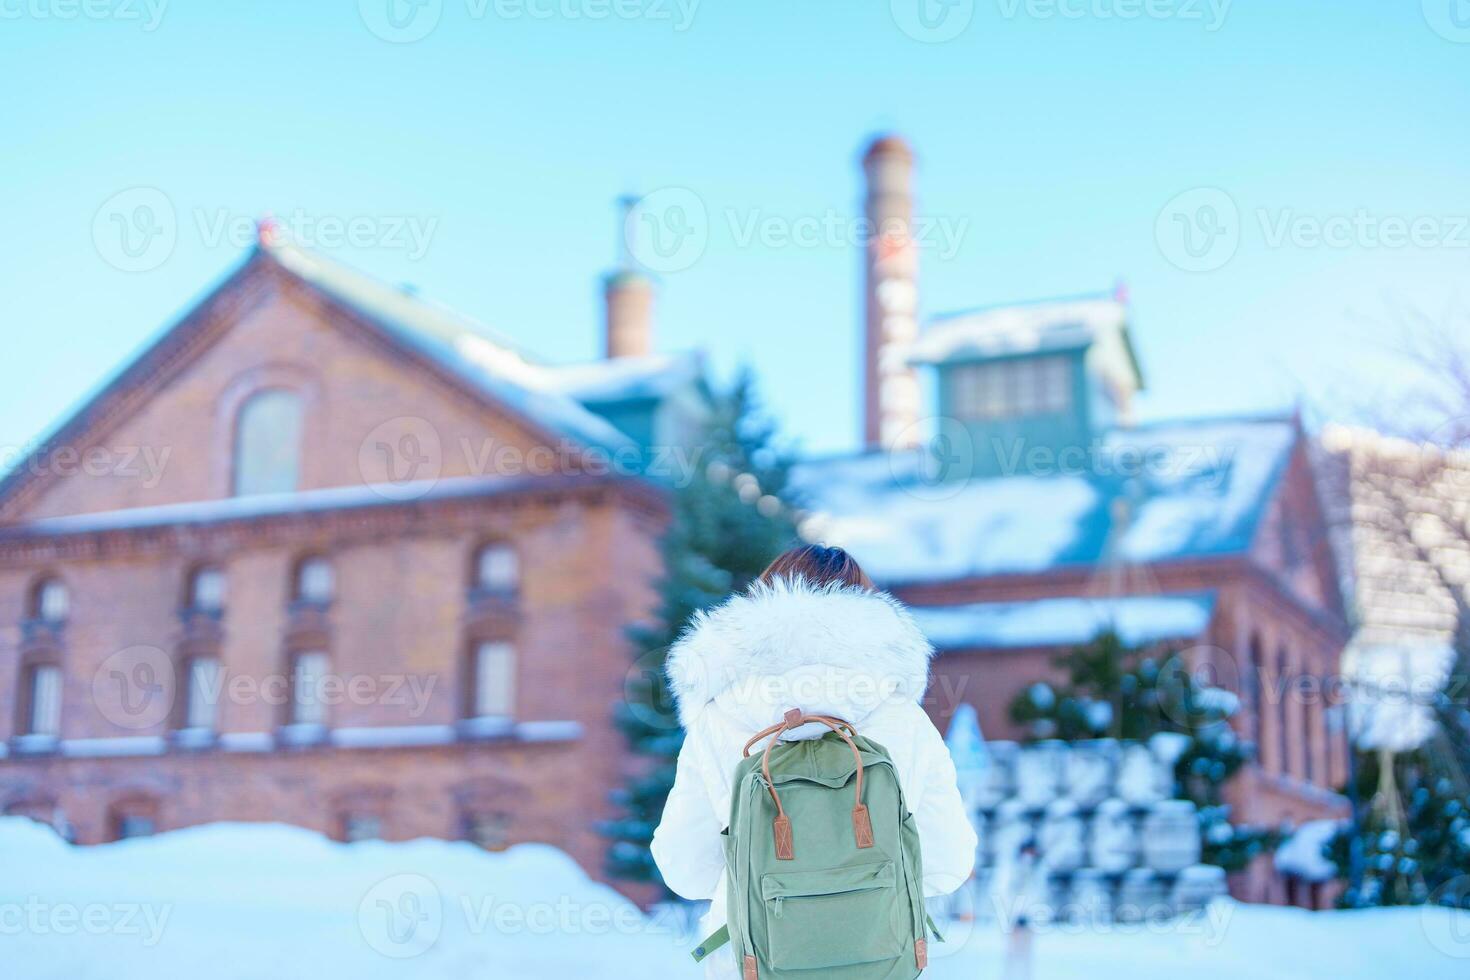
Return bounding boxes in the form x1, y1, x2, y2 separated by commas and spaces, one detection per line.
0, 239, 684, 518
262, 240, 637, 453
790, 414, 1298, 586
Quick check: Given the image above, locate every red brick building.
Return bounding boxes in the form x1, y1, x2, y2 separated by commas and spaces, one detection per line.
0, 234, 703, 878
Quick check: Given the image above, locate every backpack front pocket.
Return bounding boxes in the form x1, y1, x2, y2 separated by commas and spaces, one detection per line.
760, 861, 907, 969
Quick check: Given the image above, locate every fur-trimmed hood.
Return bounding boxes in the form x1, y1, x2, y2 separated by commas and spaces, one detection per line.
665, 577, 934, 731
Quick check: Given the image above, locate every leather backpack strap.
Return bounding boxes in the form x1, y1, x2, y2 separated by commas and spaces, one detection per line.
750, 709, 872, 859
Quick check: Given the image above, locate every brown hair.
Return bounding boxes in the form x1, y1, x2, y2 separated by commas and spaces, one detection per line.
757, 544, 874, 591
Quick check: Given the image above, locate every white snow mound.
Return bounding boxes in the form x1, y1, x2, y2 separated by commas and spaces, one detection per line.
2, 817, 1467, 979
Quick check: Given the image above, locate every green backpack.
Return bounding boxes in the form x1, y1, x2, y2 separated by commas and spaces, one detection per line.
692, 710, 941, 979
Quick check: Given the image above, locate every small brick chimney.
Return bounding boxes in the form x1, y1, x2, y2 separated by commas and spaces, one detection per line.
604, 195, 654, 359
861, 134, 921, 450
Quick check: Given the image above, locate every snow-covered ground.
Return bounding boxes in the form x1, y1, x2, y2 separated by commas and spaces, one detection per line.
3, 817, 1467, 979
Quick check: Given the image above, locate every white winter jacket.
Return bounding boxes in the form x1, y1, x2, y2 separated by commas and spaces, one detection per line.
650, 578, 978, 977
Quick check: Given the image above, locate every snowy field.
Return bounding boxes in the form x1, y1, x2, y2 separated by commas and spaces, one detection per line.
3, 817, 1467, 979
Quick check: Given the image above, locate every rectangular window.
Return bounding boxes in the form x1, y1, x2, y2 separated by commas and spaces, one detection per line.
1012, 357, 1040, 415
27, 665, 62, 736
948, 356, 1073, 421
1304, 697, 1320, 785
1277, 651, 1292, 778
474, 642, 515, 718
185, 658, 220, 730
291, 651, 330, 725
980, 363, 1008, 418
1039, 356, 1072, 413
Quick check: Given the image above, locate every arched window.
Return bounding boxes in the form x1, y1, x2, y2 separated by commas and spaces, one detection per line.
332, 788, 390, 843
186, 566, 226, 613
294, 556, 335, 605
473, 543, 519, 596
462, 810, 512, 851
108, 795, 159, 841
233, 389, 303, 497
30, 577, 68, 623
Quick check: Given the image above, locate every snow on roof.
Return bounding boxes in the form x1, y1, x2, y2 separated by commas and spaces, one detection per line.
792, 416, 1297, 584
911, 592, 1217, 651
1275, 818, 1343, 882
1343, 641, 1455, 751
0, 473, 623, 539
265, 241, 638, 454
910, 295, 1127, 365
543, 351, 703, 404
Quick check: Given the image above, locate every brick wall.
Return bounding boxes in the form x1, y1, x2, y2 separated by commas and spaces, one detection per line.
0, 258, 666, 893
0, 484, 662, 882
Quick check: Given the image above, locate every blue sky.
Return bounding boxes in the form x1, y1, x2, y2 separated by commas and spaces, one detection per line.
3, 1, 1467, 457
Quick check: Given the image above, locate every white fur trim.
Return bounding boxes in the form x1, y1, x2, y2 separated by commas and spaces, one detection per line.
665, 577, 934, 729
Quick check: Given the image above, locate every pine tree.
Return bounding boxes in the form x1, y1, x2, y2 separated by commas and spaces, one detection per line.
600, 370, 798, 893
1330, 639, 1470, 909
1329, 747, 1470, 908
1008, 630, 1277, 871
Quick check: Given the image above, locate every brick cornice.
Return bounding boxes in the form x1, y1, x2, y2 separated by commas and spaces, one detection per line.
0, 474, 666, 565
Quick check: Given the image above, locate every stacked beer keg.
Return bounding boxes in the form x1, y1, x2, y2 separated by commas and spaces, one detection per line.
971, 733, 1227, 924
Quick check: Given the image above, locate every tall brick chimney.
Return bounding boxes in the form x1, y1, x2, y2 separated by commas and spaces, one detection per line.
604, 195, 654, 359
861, 135, 921, 450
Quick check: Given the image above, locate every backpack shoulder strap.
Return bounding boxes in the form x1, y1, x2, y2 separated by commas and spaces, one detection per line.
691, 924, 729, 962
